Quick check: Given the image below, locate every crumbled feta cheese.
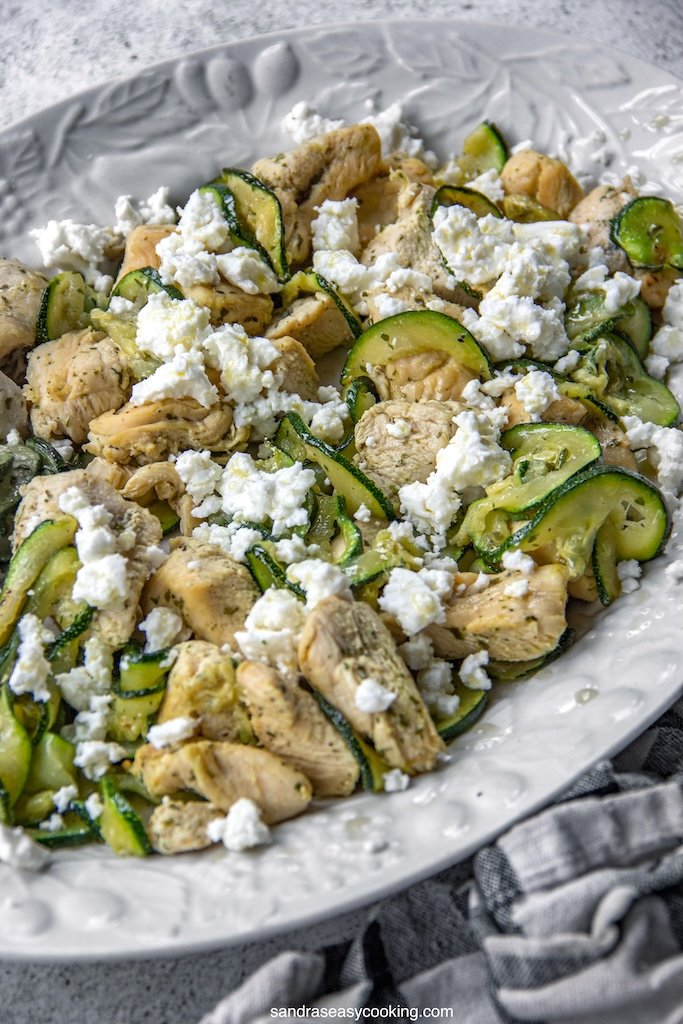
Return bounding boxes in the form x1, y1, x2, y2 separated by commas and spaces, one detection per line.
353, 503, 372, 523
178, 188, 232, 251
7, 614, 53, 702
553, 349, 581, 375
140, 607, 184, 653
504, 577, 530, 597
72, 553, 129, 610
216, 247, 281, 295
0, 824, 50, 871
459, 651, 491, 691
281, 101, 344, 144
55, 637, 113, 712
218, 453, 315, 536
379, 567, 453, 636
432, 205, 514, 286
235, 589, 308, 678
5, 428, 22, 445
174, 449, 223, 503
514, 369, 560, 421
31, 219, 113, 287
501, 550, 536, 574
311, 198, 360, 254
617, 559, 642, 594
467, 572, 491, 594
362, 103, 438, 168
73, 740, 127, 780
53, 784, 78, 813
398, 632, 435, 671
191, 520, 263, 563
206, 797, 271, 852
354, 677, 397, 713
39, 813, 65, 833
466, 168, 505, 202
383, 769, 411, 792
135, 291, 212, 362
645, 353, 669, 379
386, 418, 412, 439
114, 186, 176, 235
371, 294, 412, 319
130, 346, 218, 408
70, 693, 112, 744
147, 715, 197, 749
620, 415, 683, 503
312, 248, 402, 315
572, 263, 641, 313
156, 231, 218, 289
287, 558, 352, 609
85, 793, 104, 820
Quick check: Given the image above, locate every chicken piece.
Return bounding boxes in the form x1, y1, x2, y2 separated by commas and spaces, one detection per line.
298, 596, 444, 773
354, 399, 461, 498
253, 124, 382, 265
352, 159, 434, 248
568, 182, 636, 275
116, 224, 174, 279
13, 469, 161, 647
122, 460, 184, 504
634, 266, 679, 310
500, 390, 587, 428
0, 369, 28, 438
0, 258, 48, 365
361, 181, 477, 308
24, 328, 131, 444
237, 661, 360, 797
160, 641, 252, 742
582, 414, 637, 471
133, 740, 312, 822
266, 295, 354, 361
269, 335, 320, 400
86, 398, 247, 465
501, 150, 583, 219
370, 349, 477, 404
142, 538, 260, 649
184, 279, 273, 335
147, 798, 219, 855
426, 564, 570, 662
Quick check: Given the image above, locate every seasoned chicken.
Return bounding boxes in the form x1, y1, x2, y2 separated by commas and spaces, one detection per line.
634, 266, 679, 310
370, 349, 477, 404
266, 295, 354, 360
84, 457, 133, 491
581, 413, 637, 471
426, 564, 570, 662
568, 182, 635, 274
237, 661, 360, 797
298, 596, 444, 773
0, 258, 48, 365
24, 328, 131, 444
116, 224, 174, 279
121, 461, 185, 504
0, 369, 28, 438
360, 181, 474, 308
13, 469, 162, 647
159, 641, 252, 742
86, 398, 247, 464
500, 390, 587, 428
269, 334, 320, 400
355, 399, 461, 498
253, 124, 382, 265
501, 150, 583, 218
133, 740, 312, 822
184, 279, 273, 334
147, 798, 219, 855
352, 159, 434, 248
142, 537, 260, 648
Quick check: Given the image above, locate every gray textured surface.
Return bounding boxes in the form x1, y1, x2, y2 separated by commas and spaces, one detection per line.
0, 1, 681, 1021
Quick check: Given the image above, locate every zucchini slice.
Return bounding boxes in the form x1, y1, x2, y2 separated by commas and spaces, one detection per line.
274, 413, 394, 520
0, 684, 32, 808
501, 193, 559, 222
246, 543, 305, 599
610, 196, 683, 270
591, 521, 621, 606
29, 815, 97, 849
147, 499, 180, 535
280, 270, 362, 339
99, 777, 152, 857
341, 309, 492, 389
505, 465, 670, 578
437, 682, 489, 742
344, 376, 379, 424
0, 517, 78, 646
564, 291, 634, 344
24, 437, 69, 475
457, 121, 508, 178
0, 442, 42, 519
212, 169, 289, 280
110, 647, 170, 742
35, 271, 93, 344
110, 266, 183, 305
431, 184, 502, 219
615, 296, 652, 361
22, 732, 76, 795
313, 691, 389, 792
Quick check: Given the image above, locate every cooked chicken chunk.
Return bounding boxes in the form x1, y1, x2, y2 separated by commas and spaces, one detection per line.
116, 224, 174, 279
370, 349, 477, 404
237, 661, 360, 797
352, 159, 434, 248
269, 334, 320, 400
133, 740, 312, 822
24, 328, 130, 444
355, 399, 461, 498
159, 641, 252, 742
266, 295, 354, 360
142, 538, 260, 648
500, 390, 587, 428
83, 457, 134, 491
298, 596, 444, 773
581, 414, 637, 471
568, 182, 635, 274
253, 124, 382, 265
501, 150, 583, 218
147, 798, 219, 855
86, 398, 246, 464
0, 369, 28, 438
426, 564, 570, 662
121, 461, 184, 504
0, 258, 48, 365
13, 469, 162, 647
634, 266, 679, 310
184, 279, 273, 334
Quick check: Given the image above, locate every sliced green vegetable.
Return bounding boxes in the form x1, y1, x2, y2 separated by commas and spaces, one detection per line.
246, 543, 305, 599
437, 682, 489, 742
0, 685, 31, 807
592, 521, 621, 606
29, 815, 97, 849
457, 121, 508, 178
109, 646, 171, 742
90, 307, 161, 381
344, 376, 379, 424
147, 499, 180, 535
212, 169, 289, 280
35, 271, 93, 344
110, 266, 183, 305
502, 193, 559, 222
615, 296, 652, 360
24, 437, 69, 474
0, 443, 41, 518
313, 691, 389, 792
99, 777, 152, 857
610, 196, 683, 270
23, 732, 76, 794
431, 184, 502, 219
280, 270, 362, 339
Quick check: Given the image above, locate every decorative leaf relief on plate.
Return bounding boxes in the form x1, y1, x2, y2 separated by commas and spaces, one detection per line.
387, 27, 488, 83
300, 28, 388, 76
204, 54, 254, 111
252, 42, 300, 98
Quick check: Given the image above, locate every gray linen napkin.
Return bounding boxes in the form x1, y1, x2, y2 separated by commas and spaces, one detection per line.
200, 696, 683, 1024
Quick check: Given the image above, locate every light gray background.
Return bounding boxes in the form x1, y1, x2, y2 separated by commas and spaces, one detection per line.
1, 2, 681, 1022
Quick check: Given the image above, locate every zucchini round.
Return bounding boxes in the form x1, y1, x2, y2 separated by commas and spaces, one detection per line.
610, 196, 683, 271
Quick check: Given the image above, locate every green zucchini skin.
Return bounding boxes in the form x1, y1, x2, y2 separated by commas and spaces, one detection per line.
99, 777, 152, 857
437, 683, 489, 742
211, 169, 289, 281
110, 266, 183, 305
35, 271, 93, 344
431, 185, 502, 220
610, 196, 683, 270
312, 691, 388, 792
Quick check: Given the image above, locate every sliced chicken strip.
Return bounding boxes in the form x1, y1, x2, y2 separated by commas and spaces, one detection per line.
266, 295, 354, 361
147, 798, 219, 855
184, 279, 273, 335
502, 150, 583, 218
0, 258, 48, 364
116, 224, 173, 279
160, 641, 252, 742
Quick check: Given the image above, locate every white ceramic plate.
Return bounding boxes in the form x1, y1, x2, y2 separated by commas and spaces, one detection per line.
1, 19, 683, 962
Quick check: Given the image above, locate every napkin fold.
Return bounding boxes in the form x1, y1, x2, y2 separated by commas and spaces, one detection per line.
200, 697, 683, 1024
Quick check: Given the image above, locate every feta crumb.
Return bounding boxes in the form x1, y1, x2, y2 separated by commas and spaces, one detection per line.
53, 784, 78, 813
8, 614, 54, 702
134, 291, 212, 362
73, 740, 127, 780
383, 769, 411, 792
84, 793, 104, 820
174, 448, 223, 504
617, 559, 642, 594
31, 219, 113, 287
5, 428, 22, 445
514, 370, 560, 421
645, 353, 669, 380
206, 798, 271, 852
504, 577, 530, 597
39, 813, 65, 833
130, 346, 219, 408
354, 677, 397, 713
311, 198, 359, 254
353, 503, 372, 523
72, 553, 129, 610
234, 589, 307, 679
501, 550, 536, 574
379, 567, 453, 636
0, 824, 50, 871
147, 715, 197, 749
114, 186, 176, 236
217, 246, 282, 295
218, 453, 315, 536
55, 636, 113, 711
459, 651, 492, 691
139, 607, 184, 653
553, 349, 581, 375
281, 101, 344, 144
386, 418, 412, 439
286, 558, 352, 609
